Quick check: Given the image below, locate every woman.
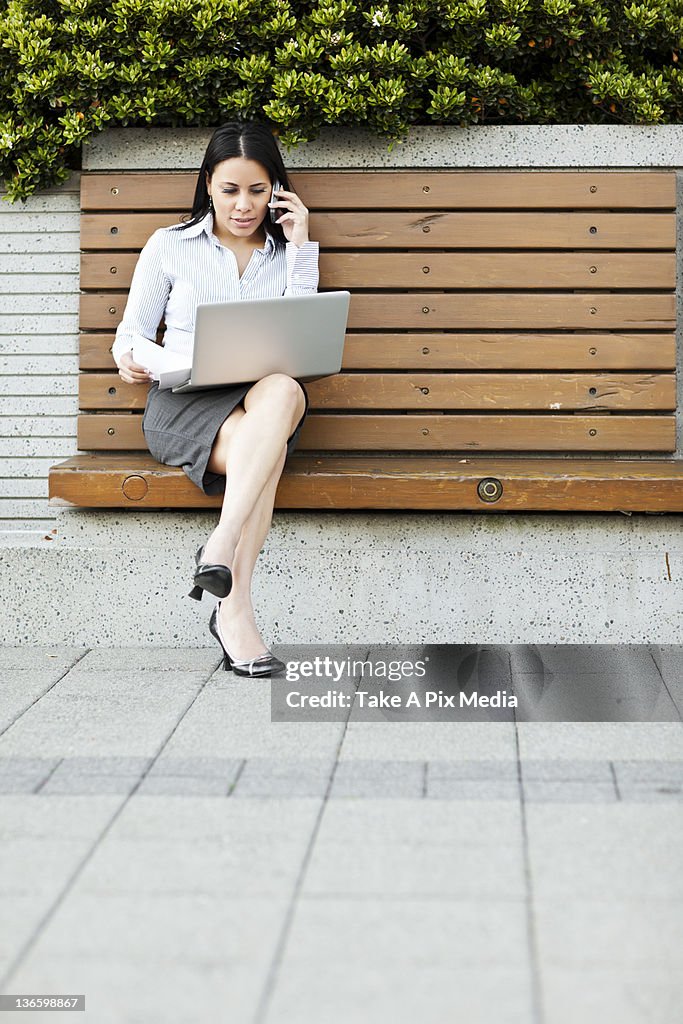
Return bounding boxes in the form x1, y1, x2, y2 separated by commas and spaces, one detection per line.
113, 122, 318, 677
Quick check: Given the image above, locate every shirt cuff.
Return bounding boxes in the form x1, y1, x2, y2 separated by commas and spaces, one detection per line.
286, 240, 319, 291
111, 331, 133, 369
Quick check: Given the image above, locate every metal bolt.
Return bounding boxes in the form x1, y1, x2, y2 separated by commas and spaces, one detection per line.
590, 307, 597, 315
477, 477, 503, 503
589, 266, 597, 274
108, 386, 116, 395
107, 427, 115, 435
422, 225, 431, 233
422, 266, 430, 274
421, 387, 430, 395
422, 347, 430, 354
589, 226, 597, 234
110, 226, 118, 234
109, 306, 117, 315
422, 428, 429, 435
589, 387, 597, 396
111, 187, 119, 195
589, 428, 597, 436
422, 306, 430, 314
110, 266, 117, 274
589, 347, 597, 355
423, 185, 430, 193
590, 185, 597, 193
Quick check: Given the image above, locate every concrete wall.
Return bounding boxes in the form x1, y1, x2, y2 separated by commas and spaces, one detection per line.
0, 175, 80, 532
1, 126, 682, 645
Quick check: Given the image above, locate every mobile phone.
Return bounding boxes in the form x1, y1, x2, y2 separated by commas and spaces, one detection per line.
270, 181, 282, 223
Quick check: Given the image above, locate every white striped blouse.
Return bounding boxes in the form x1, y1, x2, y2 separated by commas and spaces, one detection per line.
112, 212, 320, 368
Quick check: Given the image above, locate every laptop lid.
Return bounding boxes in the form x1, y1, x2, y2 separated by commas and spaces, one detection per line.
183, 291, 350, 390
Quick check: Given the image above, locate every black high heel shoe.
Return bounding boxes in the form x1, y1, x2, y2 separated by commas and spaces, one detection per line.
188, 545, 232, 601
209, 603, 286, 678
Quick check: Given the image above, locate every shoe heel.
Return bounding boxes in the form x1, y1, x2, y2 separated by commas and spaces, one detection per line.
188, 585, 204, 601
222, 653, 233, 672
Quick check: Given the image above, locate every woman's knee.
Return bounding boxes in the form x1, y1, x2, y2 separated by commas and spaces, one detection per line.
246, 374, 305, 422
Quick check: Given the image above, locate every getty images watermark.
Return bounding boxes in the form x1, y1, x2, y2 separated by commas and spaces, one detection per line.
270, 645, 677, 723
272, 648, 519, 722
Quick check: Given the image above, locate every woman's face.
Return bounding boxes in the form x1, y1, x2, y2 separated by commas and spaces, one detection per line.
206, 157, 272, 242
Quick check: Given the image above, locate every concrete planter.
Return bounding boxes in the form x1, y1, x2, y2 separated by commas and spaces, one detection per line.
2, 126, 682, 644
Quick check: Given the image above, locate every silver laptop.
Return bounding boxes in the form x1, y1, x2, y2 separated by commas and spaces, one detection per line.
171, 291, 350, 393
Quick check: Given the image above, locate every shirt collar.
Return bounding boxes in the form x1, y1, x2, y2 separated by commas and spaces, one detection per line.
179, 212, 277, 258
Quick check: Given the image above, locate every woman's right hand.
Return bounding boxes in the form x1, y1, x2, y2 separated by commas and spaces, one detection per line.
118, 350, 154, 385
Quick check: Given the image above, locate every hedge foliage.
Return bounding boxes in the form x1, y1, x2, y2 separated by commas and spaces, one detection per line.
2, 0, 682, 199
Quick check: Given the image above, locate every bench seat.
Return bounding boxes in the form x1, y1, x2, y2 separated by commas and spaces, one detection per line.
49, 454, 683, 511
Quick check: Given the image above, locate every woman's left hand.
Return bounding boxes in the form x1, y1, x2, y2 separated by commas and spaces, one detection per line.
270, 189, 310, 247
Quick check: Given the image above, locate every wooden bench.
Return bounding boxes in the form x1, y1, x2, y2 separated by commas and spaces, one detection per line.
49, 169, 683, 511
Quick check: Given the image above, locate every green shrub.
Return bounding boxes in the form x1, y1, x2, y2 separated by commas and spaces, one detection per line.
1, 0, 682, 199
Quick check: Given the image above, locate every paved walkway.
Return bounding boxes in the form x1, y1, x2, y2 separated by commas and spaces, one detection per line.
1, 645, 682, 1024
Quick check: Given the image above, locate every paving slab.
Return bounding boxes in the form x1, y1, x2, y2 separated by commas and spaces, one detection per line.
0, 648, 85, 670
517, 723, 683, 760
282, 897, 529, 966
529, 841, 683, 899
233, 758, 333, 798
0, 839, 100, 897
265, 964, 534, 1024
26, 893, 289, 964
0, 896, 54, 961
161, 682, 345, 759
0, 672, 76, 732
520, 759, 613, 781
303, 840, 526, 899
539, 967, 683, 1024
68, 648, 221, 673
313, 800, 522, 847
74, 836, 313, 898
534, 898, 683, 968
525, 803, 683, 847
47, 669, 210, 697
0, 796, 122, 840
109, 795, 321, 843
612, 759, 683, 783
4, 954, 266, 1024
330, 759, 425, 798
522, 781, 618, 803
0, 690, 206, 757
338, 722, 517, 761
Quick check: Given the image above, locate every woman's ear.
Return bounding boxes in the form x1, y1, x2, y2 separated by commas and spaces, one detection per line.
205, 170, 211, 198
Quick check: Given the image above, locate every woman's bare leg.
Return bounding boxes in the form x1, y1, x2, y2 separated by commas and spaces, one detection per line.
215, 446, 286, 660
202, 373, 305, 569
198, 374, 305, 659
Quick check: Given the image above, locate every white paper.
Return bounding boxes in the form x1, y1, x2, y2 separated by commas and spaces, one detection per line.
131, 335, 191, 390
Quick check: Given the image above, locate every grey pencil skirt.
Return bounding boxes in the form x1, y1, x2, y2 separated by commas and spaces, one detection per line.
142, 379, 309, 496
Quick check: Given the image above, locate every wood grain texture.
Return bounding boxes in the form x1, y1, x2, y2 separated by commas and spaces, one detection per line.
79, 331, 677, 372
79, 290, 676, 332
78, 372, 676, 412
81, 250, 677, 290
80, 211, 676, 250
49, 453, 683, 511
80, 171, 676, 211
76, 412, 676, 452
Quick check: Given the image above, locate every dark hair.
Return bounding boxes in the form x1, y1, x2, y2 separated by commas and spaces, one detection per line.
182, 121, 291, 245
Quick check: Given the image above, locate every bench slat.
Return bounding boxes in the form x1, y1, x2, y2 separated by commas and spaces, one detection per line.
80, 251, 677, 291
79, 332, 678, 372
78, 372, 676, 412
80, 291, 676, 332
81, 171, 676, 211
76, 413, 676, 452
80, 211, 676, 250
48, 453, 683, 511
